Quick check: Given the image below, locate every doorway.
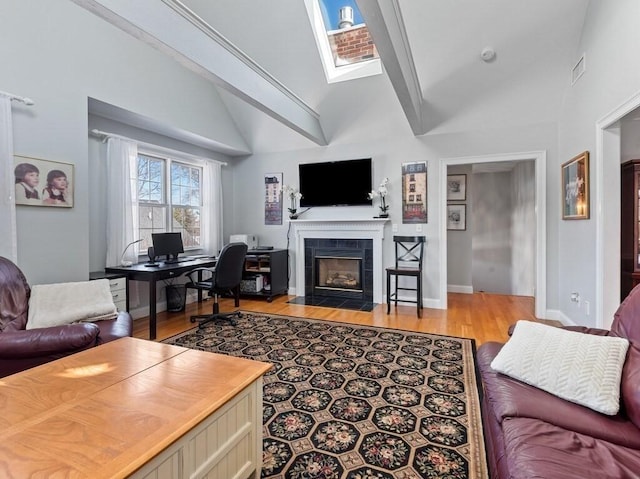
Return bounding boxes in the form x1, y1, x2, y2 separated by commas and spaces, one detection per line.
439, 151, 547, 318
596, 93, 640, 328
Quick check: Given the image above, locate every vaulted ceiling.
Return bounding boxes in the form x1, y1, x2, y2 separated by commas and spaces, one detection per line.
74, 0, 589, 155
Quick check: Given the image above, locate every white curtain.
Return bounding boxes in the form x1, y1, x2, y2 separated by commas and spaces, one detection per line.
106, 138, 139, 267
203, 160, 224, 255
0, 96, 17, 262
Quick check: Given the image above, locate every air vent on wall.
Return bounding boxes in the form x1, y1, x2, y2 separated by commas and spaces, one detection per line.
571, 53, 586, 85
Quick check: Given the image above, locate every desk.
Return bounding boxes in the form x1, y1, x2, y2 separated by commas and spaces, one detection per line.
105, 257, 216, 340
0, 337, 271, 478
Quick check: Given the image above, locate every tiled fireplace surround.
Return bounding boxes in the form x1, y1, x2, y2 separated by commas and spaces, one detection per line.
291, 219, 388, 305
304, 237, 374, 303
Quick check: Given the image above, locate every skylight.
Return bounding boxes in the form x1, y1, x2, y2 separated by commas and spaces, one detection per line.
304, 0, 382, 83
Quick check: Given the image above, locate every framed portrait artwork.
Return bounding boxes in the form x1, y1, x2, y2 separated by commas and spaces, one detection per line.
447, 174, 466, 201
447, 204, 466, 230
13, 155, 74, 208
562, 151, 589, 220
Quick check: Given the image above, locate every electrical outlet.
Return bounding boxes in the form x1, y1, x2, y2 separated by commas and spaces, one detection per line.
392, 223, 398, 233
416, 224, 423, 232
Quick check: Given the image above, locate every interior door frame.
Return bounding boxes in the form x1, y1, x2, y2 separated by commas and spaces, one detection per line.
595, 90, 640, 328
438, 151, 547, 318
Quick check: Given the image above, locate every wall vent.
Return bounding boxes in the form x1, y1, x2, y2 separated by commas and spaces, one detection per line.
571, 53, 586, 85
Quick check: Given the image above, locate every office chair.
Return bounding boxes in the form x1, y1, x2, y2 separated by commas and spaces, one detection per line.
185, 242, 248, 327
386, 236, 426, 318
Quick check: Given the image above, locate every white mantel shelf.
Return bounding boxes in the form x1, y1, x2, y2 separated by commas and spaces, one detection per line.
290, 218, 390, 304
289, 218, 390, 224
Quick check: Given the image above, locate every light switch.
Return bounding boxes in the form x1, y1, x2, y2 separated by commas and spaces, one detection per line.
416, 224, 423, 232
392, 224, 398, 233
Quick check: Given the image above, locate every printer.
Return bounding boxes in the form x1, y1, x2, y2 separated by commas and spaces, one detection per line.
229, 234, 259, 250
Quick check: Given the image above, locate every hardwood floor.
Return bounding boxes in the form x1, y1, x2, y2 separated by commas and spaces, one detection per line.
133, 292, 539, 345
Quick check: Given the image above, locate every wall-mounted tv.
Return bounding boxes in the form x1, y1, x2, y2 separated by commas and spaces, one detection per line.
299, 158, 373, 207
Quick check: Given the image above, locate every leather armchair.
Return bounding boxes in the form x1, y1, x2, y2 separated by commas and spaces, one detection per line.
0, 256, 133, 378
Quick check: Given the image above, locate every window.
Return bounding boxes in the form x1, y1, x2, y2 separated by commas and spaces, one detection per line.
304, 0, 381, 83
137, 153, 201, 251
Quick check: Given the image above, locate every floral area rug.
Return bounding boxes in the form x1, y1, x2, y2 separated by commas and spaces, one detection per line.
164, 312, 488, 479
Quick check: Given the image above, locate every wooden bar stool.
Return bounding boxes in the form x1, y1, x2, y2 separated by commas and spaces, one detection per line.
386, 235, 426, 317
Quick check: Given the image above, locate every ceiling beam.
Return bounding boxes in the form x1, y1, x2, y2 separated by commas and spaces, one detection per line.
357, 0, 426, 136
71, 0, 328, 146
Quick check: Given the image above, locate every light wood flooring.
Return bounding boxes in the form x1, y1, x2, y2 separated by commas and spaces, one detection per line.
133, 292, 539, 345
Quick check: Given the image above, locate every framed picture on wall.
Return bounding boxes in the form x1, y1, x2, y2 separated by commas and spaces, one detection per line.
14, 155, 74, 208
401, 161, 428, 223
447, 174, 466, 201
264, 173, 283, 225
447, 204, 466, 230
561, 151, 589, 220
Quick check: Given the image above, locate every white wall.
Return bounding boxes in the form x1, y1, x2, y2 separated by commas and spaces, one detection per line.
446, 165, 473, 292
0, 0, 245, 284
472, 171, 513, 294
557, 0, 640, 327
511, 161, 536, 296
230, 122, 558, 310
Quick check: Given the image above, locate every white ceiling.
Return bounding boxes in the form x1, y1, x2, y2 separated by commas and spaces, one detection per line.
76, 0, 590, 155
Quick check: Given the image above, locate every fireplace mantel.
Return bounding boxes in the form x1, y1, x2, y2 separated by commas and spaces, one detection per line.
290, 218, 389, 303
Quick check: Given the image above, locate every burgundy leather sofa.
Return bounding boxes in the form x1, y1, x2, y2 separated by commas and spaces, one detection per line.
478, 285, 640, 478
0, 256, 133, 378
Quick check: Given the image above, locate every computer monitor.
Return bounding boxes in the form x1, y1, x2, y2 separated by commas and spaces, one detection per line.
152, 232, 184, 261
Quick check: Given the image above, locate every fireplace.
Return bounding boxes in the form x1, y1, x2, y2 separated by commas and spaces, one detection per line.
304, 238, 373, 306
314, 249, 364, 298
290, 218, 388, 308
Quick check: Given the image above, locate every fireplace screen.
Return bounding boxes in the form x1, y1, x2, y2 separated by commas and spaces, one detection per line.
316, 256, 362, 292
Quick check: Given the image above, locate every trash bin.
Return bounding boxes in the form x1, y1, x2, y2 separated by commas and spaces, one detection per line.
166, 285, 186, 312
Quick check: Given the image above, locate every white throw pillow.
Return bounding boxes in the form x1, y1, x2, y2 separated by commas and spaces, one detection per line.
27, 279, 117, 329
491, 320, 629, 415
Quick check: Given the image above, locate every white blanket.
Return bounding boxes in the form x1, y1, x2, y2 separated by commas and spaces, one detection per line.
27, 279, 118, 330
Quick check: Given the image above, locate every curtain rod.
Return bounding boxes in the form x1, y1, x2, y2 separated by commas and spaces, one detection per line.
0, 89, 35, 106
90, 128, 228, 166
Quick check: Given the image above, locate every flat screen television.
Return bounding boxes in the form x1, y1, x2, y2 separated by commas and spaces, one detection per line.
299, 158, 373, 207
152, 232, 184, 261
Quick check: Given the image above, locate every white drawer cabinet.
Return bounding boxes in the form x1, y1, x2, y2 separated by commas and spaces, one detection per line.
108, 276, 127, 311
90, 272, 128, 312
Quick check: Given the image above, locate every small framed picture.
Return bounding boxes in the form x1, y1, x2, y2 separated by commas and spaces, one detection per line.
447, 174, 466, 201
447, 204, 466, 230
562, 151, 589, 220
14, 156, 74, 208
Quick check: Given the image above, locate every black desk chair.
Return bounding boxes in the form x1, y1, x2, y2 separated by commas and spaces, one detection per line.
386, 235, 426, 318
185, 242, 248, 327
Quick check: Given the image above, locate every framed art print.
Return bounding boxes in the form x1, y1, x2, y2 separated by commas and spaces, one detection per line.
447, 174, 466, 201
562, 151, 589, 220
401, 161, 427, 223
447, 204, 466, 230
264, 173, 283, 225
14, 155, 74, 208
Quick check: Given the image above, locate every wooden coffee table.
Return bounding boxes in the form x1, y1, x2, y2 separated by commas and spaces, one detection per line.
0, 337, 271, 478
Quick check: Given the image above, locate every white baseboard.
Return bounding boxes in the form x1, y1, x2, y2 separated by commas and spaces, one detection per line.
447, 285, 473, 294
544, 309, 576, 326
